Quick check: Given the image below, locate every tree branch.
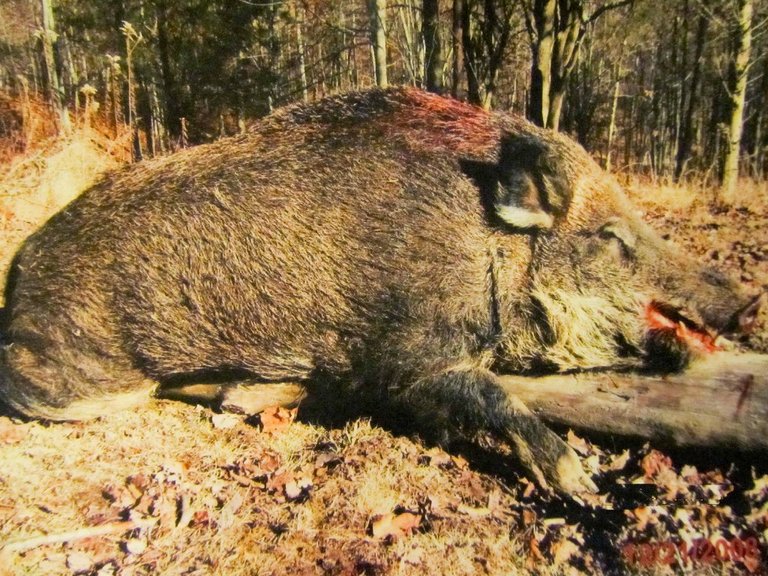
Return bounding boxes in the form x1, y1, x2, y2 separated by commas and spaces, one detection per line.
587, 0, 634, 25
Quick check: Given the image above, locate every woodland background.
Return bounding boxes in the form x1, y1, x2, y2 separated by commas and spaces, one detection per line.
0, 0, 766, 199
3, 2, 768, 575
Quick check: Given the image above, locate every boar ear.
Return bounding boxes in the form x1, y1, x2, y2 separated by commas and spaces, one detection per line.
495, 134, 571, 230
461, 134, 571, 231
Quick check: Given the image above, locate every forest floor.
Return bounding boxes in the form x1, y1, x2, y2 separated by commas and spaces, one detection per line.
1, 123, 768, 575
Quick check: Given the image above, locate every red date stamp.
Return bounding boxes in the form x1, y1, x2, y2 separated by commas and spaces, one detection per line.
622, 536, 762, 568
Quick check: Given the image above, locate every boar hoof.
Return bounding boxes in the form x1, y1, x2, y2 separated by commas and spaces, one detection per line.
512, 431, 597, 497
553, 448, 599, 496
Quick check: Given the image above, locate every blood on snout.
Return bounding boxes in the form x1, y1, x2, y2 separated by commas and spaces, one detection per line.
644, 301, 720, 355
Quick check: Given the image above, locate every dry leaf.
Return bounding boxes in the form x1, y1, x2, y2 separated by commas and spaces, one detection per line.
640, 449, 673, 479
152, 493, 179, 529
459, 471, 486, 503
95, 563, 117, 576
602, 450, 630, 472
566, 430, 590, 456
743, 549, 762, 573
190, 510, 212, 527
218, 491, 244, 530
66, 551, 93, 574
450, 455, 469, 470
257, 406, 297, 434
266, 470, 294, 494
580, 492, 612, 508
371, 512, 421, 539
521, 478, 536, 499
542, 517, 566, 528
124, 538, 146, 555
314, 452, 341, 469
284, 477, 313, 501
626, 506, 657, 531
258, 452, 282, 474
680, 464, 700, 484
422, 447, 452, 468
127, 474, 149, 492
0, 417, 27, 444
584, 454, 601, 474
745, 475, 768, 500
211, 413, 241, 430
525, 536, 545, 571
456, 504, 491, 518
522, 508, 537, 527
102, 484, 135, 510
552, 538, 580, 566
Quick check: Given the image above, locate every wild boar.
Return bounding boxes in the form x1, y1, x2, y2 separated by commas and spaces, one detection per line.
0, 87, 760, 495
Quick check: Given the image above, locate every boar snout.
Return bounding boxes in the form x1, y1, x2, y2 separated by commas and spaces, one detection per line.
724, 293, 764, 335
695, 268, 763, 336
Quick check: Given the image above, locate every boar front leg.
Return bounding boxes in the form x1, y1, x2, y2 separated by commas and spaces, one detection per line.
396, 367, 598, 496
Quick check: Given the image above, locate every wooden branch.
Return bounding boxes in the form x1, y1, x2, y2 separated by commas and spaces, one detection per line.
0, 518, 157, 555
587, 0, 634, 24
497, 352, 768, 451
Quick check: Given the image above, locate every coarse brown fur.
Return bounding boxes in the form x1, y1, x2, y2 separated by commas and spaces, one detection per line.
0, 87, 758, 494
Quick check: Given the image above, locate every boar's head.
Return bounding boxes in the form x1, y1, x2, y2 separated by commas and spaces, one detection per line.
466, 131, 761, 374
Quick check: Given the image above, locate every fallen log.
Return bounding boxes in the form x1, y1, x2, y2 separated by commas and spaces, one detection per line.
497, 352, 768, 451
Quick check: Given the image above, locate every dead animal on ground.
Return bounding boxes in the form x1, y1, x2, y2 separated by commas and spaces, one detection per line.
0, 88, 761, 495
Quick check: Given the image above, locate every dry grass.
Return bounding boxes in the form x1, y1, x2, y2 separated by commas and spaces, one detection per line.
0, 98, 131, 301
0, 405, 528, 576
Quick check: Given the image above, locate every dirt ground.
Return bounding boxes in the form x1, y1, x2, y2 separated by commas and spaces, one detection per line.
1, 131, 768, 575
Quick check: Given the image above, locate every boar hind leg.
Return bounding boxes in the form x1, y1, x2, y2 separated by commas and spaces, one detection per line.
0, 338, 155, 421
398, 368, 597, 496
157, 381, 307, 415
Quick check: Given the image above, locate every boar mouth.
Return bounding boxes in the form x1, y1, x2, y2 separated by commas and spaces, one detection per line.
641, 301, 718, 372
641, 295, 762, 372
644, 301, 720, 355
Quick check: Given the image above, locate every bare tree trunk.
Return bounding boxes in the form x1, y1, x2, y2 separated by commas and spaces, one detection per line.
752, 57, 768, 180
156, 1, 181, 140
623, 94, 634, 168
547, 82, 565, 129
396, 0, 422, 85
526, 0, 631, 130
369, 0, 388, 87
675, 12, 708, 182
423, 0, 444, 93
61, 31, 78, 122
528, 0, 555, 127
349, 8, 360, 90
121, 22, 142, 162
721, 0, 753, 198
291, 0, 309, 102
546, 0, 583, 131
462, 0, 514, 110
106, 55, 121, 138
266, 3, 281, 108
452, 0, 464, 97
461, 0, 481, 105
39, 0, 70, 133
605, 70, 620, 172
